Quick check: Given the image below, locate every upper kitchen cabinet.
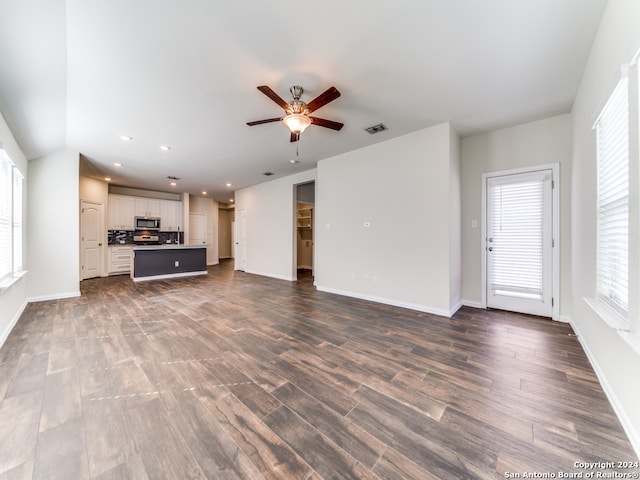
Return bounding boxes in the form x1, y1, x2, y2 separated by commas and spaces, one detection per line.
160, 200, 182, 231
108, 195, 135, 230
134, 198, 161, 218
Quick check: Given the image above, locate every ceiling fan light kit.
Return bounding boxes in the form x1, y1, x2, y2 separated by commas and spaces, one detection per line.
283, 113, 311, 134
247, 84, 343, 142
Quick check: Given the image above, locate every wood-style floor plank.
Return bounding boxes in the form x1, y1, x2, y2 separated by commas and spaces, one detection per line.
0, 260, 636, 479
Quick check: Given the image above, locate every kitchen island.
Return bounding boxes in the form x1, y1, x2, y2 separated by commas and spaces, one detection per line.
131, 245, 207, 282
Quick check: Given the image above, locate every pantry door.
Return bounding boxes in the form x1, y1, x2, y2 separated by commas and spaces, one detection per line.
485, 168, 554, 317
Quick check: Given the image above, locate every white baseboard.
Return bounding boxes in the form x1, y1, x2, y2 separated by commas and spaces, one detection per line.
570, 319, 640, 459
557, 314, 572, 323
27, 290, 81, 303
244, 269, 295, 282
0, 298, 28, 349
462, 299, 484, 309
316, 285, 454, 318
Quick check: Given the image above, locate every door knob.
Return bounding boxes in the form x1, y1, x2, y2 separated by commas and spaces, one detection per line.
488, 247, 493, 251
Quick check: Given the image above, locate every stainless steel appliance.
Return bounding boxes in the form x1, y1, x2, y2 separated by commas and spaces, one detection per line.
135, 216, 160, 230
133, 233, 160, 245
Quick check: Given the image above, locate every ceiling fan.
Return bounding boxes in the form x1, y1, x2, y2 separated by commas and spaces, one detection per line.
247, 85, 343, 142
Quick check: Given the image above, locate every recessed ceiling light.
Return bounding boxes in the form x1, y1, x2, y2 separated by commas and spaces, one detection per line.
119, 135, 132, 141
229, 199, 234, 203
170, 182, 177, 186
113, 162, 122, 167
202, 191, 207, 195
104, 177, 112, 181
160, 145, 171, 151
226, 183, 232, 187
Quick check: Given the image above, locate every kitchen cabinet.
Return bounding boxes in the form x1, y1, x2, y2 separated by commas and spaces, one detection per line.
108, 195, 135, 230
134, 198, 161, 218
108, 245, 132, 274
160, 200, 182, 231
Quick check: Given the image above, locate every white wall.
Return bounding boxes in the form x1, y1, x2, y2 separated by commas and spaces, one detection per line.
27, 150, 80, 301
571, 0, 640, 454
235, 170, 316, 281
315, 123, 461, 316
0, 111, 29, 347
80, 175, 109, 276
460, 114, 573, 316
189, 195, 219, 265
449, 129, 462, 310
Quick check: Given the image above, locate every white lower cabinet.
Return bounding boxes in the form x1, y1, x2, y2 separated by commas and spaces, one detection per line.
109, 246, 133, 274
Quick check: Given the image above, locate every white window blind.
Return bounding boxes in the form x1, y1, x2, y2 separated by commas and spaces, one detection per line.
596, 78, 629, 316
489, 174, 545, 299
13, 169, 23, 273
0, 151, 12, 281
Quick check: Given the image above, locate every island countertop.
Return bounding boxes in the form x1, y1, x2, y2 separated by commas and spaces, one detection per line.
131, 245, 207, 281
132, 244, 207, 250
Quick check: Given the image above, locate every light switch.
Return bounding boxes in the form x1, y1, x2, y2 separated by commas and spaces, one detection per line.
471, 219, 478, 229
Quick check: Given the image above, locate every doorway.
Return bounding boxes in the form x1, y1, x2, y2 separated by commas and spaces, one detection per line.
483, 166, 558, 318
234, 208, 246, 271
295, 182, 315, 279
80, 200, 103, 280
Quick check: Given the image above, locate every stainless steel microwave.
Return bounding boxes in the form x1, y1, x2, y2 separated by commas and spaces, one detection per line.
135, 216, 160, 230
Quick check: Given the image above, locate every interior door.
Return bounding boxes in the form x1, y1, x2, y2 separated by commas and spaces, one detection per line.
81, 201, 103, 280
189, 213, 206, 246
235, 208, 246, 271
486, 169, 553, 317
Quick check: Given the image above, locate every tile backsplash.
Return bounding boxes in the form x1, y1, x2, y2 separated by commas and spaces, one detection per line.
108, 230, 134, 245
107, 230, 184, 245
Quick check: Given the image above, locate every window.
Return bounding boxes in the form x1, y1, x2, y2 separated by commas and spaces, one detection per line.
0, 148, 24, 288
595, 78, 629, 320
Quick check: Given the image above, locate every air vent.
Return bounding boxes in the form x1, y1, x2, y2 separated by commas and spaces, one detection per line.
365, 123, 388, 134
263, 172, 274, 176
167, 175, 181, 180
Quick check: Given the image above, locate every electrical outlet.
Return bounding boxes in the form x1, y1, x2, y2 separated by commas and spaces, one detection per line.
174, 261, 179, 267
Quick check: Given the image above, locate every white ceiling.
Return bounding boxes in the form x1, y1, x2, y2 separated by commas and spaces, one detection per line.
0, 0, 607, 203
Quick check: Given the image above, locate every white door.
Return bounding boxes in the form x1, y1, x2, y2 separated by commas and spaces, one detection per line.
486, 169, 553, 317
235, 209, 246, 271
81, 201, 103, 280
189, 213, 206, 246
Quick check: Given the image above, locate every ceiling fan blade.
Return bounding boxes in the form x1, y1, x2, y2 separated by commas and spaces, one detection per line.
290, 131, 300, 143
246, 117, 282, 126
257, 85, 289, 110
309, 116, 344, 131
306, 87, 341, 113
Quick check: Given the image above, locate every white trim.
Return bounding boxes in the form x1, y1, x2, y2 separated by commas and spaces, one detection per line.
584, 297, 631, 331
316, 285, 457, 318
243, 269, 295, 282
557, 314, 572, 324
0, 298, 27, 349
132, 270, 207, 282
28, 291, 81, 303
0, 269, 27, 293
462, 299, 484, 309
481, 163, 560, 319
570, 319, 640, 459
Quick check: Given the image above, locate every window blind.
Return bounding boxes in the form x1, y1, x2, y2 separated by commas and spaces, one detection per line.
489, 175, 545, 299
0, 151, 11, 281
13, 169, 23, 273
596, 78, 629, 316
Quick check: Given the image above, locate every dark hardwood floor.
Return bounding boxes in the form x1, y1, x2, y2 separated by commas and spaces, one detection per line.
0, 259, 637, 479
